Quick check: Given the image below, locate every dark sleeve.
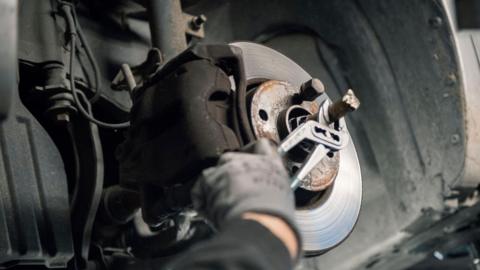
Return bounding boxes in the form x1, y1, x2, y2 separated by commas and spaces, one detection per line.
168, 219, 294, 270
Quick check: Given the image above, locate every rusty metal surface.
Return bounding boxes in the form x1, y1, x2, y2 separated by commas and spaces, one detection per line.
250, 80, 340, 192
248, 79, 347, 195
327, 89, 360, 123
250, 80, 299, 142
300, 153, 340, 191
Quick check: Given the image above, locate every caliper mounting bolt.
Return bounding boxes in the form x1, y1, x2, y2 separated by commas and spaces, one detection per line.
328, 89, 360, 122
299, 78, 325, 101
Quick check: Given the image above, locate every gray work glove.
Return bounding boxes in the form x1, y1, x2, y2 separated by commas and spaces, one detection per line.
192, 139, 299, 236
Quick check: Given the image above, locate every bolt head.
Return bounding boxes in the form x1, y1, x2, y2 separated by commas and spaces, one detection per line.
342, 89, 360, 111
429, 16, 443, 28
191, 14, 207, 30
327, 89, 360, 123
300, 78, 325, 101
56, 113, 70, 123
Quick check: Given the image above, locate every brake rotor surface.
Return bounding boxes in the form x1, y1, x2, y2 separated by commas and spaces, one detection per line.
231, 42, 362, 255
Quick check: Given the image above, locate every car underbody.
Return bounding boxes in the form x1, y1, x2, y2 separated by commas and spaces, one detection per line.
0, 0, 479, 269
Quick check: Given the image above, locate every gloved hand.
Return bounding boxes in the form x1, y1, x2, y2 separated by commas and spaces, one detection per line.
191, 138, 300, 247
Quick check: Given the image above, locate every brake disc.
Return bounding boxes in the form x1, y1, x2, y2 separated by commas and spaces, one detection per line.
231, 42, 362, 255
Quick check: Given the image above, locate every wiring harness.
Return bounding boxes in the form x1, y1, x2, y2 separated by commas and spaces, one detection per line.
60, 1, 130, 129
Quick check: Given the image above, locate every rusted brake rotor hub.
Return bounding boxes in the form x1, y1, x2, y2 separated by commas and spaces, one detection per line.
249, 80, 340, 192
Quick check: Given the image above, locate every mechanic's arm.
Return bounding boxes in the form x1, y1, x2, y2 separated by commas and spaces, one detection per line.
168, 139, 301, 270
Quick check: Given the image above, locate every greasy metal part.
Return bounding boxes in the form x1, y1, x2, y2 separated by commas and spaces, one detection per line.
233, 42, 362, 253
147, 0, 187, 61
300, 78, 325, 101
327, 89, 360, 123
